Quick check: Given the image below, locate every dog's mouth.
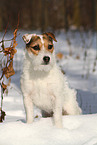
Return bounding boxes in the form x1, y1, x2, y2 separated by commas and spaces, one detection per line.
41, 62, 49, 65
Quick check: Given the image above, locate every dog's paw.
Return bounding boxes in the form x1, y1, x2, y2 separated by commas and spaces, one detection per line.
26, 119, 33, 124
55, 122, 63, 128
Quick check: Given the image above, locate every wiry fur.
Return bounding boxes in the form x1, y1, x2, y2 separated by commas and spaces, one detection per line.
21, 33, 82, 128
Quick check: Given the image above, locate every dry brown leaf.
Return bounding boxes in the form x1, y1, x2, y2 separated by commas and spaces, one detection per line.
2, 82, 7, 93
3, 61, 15, 79
10, 48, 17, 59
7, 78, 11, 86
35, 115, 39, 118
5, 61, 15, 78
4, 47, 12, 55
76, 55, 80, 59
56, 53, 64, 59
4, 47, 17, 59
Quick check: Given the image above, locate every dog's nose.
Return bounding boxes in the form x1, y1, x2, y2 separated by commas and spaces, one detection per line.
43, 56, 50, 64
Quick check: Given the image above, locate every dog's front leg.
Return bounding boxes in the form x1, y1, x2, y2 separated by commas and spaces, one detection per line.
53, 98, 63, 128
24, 97, 34, 124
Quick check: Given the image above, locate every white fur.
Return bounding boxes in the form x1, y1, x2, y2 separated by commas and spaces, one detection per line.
23, 34, 36, 44
21, 34, 82, 128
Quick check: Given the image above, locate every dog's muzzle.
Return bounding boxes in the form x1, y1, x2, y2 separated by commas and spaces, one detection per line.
43, 56, 50, 65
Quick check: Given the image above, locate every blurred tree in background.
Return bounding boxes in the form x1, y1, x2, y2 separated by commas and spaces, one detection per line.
0, 0, 96, 31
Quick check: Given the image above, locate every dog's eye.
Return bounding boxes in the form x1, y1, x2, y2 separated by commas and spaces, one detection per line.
32, 45, 40, 51
48, 45, 53, 50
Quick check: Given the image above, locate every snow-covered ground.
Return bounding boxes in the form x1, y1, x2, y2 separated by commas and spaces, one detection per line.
0, 30, 97, 145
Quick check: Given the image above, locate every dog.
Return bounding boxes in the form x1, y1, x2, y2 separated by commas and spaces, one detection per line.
21, 32, 82, 128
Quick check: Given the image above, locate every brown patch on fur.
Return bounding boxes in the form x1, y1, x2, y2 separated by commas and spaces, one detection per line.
26, 36, 42, 55
43, 38, 54, 53
26, 33, 57, 55
43, 34, 52, 42
43, 32, 57, 42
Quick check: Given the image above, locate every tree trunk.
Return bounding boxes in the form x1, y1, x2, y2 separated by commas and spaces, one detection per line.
73, 0, 80, 28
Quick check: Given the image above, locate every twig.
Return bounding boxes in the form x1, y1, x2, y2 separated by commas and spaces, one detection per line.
0, 85, 3, 111
0, 33, 20, 44
2, 17, 10, 41
0, 14, 19, 122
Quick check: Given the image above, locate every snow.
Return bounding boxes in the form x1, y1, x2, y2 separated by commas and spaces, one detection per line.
0, 115, 97, 145
0, 30, 97, 145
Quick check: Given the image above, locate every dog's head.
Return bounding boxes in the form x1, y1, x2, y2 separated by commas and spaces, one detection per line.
22, 32, 57, 72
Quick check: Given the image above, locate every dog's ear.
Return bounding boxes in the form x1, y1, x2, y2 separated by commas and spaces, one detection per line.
22, 34, 36, 44
44, 32, 57, 42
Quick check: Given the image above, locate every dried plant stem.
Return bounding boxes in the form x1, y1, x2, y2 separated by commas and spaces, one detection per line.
65, 31, 73, 56
0, 33, 20, 44
1, 84, 3, 111
80, 30, 94, 78
93, 33, 97, 72
86, 55, 90, 79
2, 18, 10, 41
0, 80, 4, 122
0, 14, 19, 122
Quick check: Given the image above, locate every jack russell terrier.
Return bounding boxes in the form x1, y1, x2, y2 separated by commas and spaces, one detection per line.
21, 32, 82, 128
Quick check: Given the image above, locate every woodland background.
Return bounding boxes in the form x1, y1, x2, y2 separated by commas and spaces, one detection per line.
0, 1, 97, 144
0, 0, 97, 31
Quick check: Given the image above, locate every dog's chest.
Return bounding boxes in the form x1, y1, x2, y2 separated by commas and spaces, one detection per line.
31, 78, 55, 111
